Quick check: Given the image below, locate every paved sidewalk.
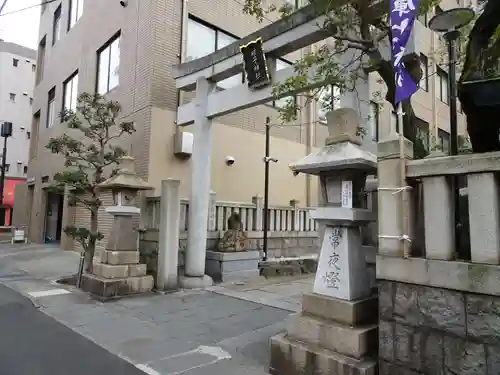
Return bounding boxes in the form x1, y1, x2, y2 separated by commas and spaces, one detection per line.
0, 243, 308, 375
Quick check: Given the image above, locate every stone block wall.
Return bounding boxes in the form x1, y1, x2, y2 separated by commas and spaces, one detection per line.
138, 229, 320, 283
379, 280, 500, 375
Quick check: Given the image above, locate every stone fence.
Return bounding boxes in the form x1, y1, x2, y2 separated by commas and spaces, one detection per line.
377, 147, 500, 375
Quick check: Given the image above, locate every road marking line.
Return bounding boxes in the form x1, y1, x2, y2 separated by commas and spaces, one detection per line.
28, 289, 71, 298
196, 345, 231, 360
136, 364, 162, 375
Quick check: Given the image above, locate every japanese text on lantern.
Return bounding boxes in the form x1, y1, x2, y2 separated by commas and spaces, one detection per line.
322, 227, 343, 289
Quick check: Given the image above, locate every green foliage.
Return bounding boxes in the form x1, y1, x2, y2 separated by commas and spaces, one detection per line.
241, 0, 477, 156
46, 93, 135, 259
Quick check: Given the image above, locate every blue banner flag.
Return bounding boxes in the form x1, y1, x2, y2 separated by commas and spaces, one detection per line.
390, 0, 419, 104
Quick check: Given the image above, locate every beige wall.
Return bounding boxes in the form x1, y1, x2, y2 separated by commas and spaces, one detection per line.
148, 107, 320, 206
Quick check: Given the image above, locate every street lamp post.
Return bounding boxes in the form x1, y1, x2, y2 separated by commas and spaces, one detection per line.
428, 7, 475, 259
262, 116, 278, 261
0, 122, 12, 225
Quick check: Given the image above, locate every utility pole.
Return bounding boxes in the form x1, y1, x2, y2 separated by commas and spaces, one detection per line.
262, 117, 278, 260
0, 122, 12, 225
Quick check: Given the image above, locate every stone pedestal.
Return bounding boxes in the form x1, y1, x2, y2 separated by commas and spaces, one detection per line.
270, 108, 379, 375
205, 250, 260, 282
270, 292, 378, 375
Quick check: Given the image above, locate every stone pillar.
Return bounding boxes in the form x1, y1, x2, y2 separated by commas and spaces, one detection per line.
290, 199, 300, 231
377, 133, 414, 257
182, 77, 214, 288
252, 195, 263, 231
157, 179, 181, 291
270, 108, 377, 374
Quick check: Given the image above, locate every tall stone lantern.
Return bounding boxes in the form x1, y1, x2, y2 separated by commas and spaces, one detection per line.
82, 156, 154, 299
269, 108, 378, 374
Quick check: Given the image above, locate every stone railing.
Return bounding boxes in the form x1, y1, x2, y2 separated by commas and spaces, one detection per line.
143, 194, 318, 233
377, 148, 500, 374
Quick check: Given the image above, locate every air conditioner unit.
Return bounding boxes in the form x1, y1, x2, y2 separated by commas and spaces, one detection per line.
173, 129, 193, 158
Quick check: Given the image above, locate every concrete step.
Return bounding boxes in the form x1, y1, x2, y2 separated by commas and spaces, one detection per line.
269, 333, 377, 375
286, 312, 378, 359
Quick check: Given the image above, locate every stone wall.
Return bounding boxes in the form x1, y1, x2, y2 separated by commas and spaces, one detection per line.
139, 229, 320, 282
379, 280, 500, 375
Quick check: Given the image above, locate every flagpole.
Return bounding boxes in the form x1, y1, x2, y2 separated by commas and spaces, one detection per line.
397, 102, 410, 259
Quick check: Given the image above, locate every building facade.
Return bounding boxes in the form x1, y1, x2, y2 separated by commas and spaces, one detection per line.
19, 0, 467, 246
0, 41, 36, 225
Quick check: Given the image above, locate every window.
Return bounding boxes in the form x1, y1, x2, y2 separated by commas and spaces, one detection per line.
32, 64, 36, 72
63, 72, 79, 112
42, 175, 49, 183
4, 164, 10, 173
436, 67, 449, 104
27, 131, 31, 139
419, 54, 429, 91
36, 36, 47, 84
415, 117, 430, 154
318, 85, 341, 123
274, 59, 295, 108
47, 87, 56, 128
12, 58, 18, 67
439, 129, 450, 154
186, 17, 244, 89
369, 101, 379, 142
97, 33, 120, 94
68, 0, 84, 30
23, 166, 28, 174
52, 5, 62, 45
9, 93, 16, 102
29, 98, 33, 105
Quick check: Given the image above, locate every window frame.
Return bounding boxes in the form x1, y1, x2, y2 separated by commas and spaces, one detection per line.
96, 32, 121, 94
438, 128, 450, 154
47, 87, 56, 128
437, 67, 449, 104
62, 71, 79, 113
12, 58, 18, 67
52, 4, 62, 46
68, 0, 84, 31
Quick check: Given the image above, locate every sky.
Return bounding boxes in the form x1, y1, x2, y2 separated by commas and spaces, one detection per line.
0, 0, 41, 50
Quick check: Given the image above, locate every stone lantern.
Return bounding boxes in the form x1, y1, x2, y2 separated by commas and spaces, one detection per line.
269, 108, 378, 374
82, 156, 154, 299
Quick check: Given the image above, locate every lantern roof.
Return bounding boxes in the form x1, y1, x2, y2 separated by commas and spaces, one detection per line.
97, 156, 153, 191
289, 108, 377, 175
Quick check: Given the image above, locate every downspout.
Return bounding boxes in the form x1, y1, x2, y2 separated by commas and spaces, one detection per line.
431, 26, 438, 147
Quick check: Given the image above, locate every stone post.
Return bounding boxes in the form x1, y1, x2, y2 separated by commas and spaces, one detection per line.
377, 133, 414, 257
81, 156, 154, 299
182, 77, 215, 288
207, 190, 216, 231
157, 179, 181, 291
252, 194, 264, 231
269, 108, 378, 374
290, 199, 300, 231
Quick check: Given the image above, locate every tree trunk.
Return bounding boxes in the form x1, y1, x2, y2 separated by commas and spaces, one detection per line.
458, 0, 500, 153
85, 207, 98, 273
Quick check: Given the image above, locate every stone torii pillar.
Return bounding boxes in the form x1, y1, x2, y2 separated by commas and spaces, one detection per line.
180, 77, 215, 288
269, 108, 378, 374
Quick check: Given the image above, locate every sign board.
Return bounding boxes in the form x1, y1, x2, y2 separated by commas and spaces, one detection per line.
341, 180, 353, 208
240, 38, 271, 90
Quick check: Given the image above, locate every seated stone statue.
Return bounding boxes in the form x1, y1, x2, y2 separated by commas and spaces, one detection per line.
217, 212, 249, 252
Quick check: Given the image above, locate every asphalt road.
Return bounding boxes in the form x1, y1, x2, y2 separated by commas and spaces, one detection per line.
0, 283, 146, 375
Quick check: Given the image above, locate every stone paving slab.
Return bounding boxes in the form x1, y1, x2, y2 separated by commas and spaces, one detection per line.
0, 243, 295, 375
207, 275, 313, 312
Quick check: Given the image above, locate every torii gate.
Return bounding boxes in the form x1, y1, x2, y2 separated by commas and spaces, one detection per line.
172, 2, 386, 288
